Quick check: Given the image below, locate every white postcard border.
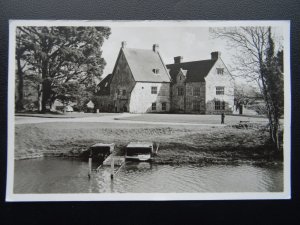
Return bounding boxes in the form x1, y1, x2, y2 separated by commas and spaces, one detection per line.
6, 20, 291, 201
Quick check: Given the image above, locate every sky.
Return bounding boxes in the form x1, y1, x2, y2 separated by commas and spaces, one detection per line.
100, 24, 285, 90
101, 26, 231, 78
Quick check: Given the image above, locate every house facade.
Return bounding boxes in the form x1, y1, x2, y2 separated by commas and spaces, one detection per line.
95, 42, 171, 113
94, 42, 234, 114
167, 52, 234, 114
94, 73, 113, 112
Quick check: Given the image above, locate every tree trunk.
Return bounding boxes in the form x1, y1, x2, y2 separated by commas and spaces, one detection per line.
16, 57, 24, 111
259, 60, 282, 151
41, 79, 51, 113
266, 101, 281, 151
63, 99, 66, 114
272, 118, 280, 150
41, 85, 47, 113
40, 58, 51, 113
37, 84, 42, 112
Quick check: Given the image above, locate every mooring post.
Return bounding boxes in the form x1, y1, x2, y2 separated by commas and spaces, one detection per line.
88, 149, 92, 179
88, 157, 92, 179
110, 156, 114, 179
155, 143, 160, 154
88, 148, 93, 179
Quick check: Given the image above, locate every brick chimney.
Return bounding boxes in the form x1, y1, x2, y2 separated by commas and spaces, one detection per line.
174, 56, 183, 64
121, 41, 127, 49
211, 51, 221, 60
153, 44, 159, 52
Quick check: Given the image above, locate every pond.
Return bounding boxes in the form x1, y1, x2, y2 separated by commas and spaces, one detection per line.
14, 158, 283, 193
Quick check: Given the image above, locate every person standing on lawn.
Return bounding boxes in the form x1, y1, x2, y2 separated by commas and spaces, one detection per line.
221, 113, 225, 124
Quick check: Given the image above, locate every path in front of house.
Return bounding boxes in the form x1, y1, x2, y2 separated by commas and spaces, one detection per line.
14, 113, 235, 127
15, 113, 270, 126
116, 113, 269, 125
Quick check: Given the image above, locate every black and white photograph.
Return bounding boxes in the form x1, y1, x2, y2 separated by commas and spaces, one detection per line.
6, 20, 290, 201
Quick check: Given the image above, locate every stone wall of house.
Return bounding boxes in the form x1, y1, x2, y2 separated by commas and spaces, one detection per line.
130, 82, 170, 113
170, 71, 186, 113
185, 82, 206, 114
205, 59, 235, 114
110, 51, 136, 112
93, 95, 113, 112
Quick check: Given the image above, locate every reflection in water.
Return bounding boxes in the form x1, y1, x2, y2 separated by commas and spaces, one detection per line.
14, 158, 283, 193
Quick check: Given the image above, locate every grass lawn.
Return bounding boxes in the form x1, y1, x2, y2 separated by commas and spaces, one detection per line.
14, 115, 282, 164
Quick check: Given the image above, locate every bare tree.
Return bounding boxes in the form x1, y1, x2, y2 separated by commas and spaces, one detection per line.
211, 27, 284, 150
234, 84, 263, 114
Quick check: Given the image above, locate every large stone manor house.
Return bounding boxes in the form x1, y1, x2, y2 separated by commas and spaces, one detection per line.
94, 42, 235, 114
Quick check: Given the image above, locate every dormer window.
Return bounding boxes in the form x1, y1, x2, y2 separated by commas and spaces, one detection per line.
152, 69, 160, 74
217, 68, 224, 75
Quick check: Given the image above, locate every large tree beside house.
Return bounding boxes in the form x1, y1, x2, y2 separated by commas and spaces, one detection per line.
15, 26, 111, 112
211, 27, 284, 150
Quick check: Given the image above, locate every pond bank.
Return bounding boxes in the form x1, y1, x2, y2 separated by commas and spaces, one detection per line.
14, 121, 283, 165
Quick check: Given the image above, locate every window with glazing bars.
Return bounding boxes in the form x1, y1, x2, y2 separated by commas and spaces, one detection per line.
216, 86, 225, 95
215, 101, 225, 110
193, 87, 200, 96
152, 103, 156, 111
217, 68, 224, 74
177, 87, 184, 96
151, 86, 157, 94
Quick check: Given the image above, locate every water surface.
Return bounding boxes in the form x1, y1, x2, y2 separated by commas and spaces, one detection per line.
14, 158, 283, 193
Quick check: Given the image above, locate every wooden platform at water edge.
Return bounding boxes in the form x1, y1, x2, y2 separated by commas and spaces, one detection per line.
103, 154, 125, 166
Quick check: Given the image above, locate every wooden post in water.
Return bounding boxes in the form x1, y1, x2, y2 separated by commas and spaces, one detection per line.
155, 143, 160, 154
110, 156, 114, 179
88, 149, 93, 179
88, 157, 92, 179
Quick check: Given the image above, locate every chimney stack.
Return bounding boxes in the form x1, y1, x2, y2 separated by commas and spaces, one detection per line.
174, 56, 183, 64
211, 51, 221, 60
153, 44, 159, 52
121, 41, 127, 49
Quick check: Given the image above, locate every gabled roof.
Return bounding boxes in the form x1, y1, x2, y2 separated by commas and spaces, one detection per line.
96, 73, 112, 96
166, 59, 217, 82
122, 48, 170, 82
179, 68, 188, 76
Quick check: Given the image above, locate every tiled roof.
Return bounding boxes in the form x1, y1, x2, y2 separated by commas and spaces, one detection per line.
96, 73, 112, 96
122, 48, 170, 82
166, 59, 217, 82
